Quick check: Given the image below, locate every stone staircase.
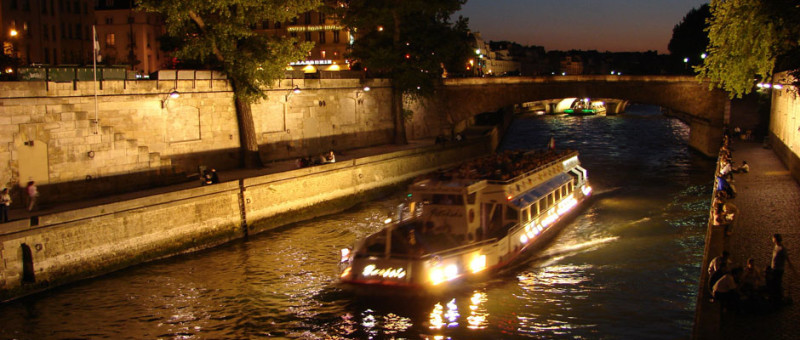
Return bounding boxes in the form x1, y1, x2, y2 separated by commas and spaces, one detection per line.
47, 107, 174, 184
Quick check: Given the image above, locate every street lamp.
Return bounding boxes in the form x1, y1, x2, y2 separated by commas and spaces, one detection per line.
161, 89, 180, 108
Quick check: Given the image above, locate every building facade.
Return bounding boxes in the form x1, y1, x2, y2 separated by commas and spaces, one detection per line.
95, 1, 167, 75
1, 0, 95, 65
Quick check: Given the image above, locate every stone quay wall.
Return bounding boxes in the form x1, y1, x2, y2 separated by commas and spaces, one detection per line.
769, 72, 800, 182
0, 138, 493, 301
0, 74, 397, 206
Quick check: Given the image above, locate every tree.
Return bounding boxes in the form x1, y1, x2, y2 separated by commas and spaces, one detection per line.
138, 0, 320, 167
342, 0, 471, 144
697, 0, 800, 98
668, 4, 710, 72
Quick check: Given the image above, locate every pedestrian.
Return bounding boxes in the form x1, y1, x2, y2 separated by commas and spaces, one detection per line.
767, 233, 796, 303
0, 188, 11, 222
25, 181, 38, 211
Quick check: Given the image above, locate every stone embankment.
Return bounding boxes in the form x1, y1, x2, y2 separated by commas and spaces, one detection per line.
0, 136, 495, 302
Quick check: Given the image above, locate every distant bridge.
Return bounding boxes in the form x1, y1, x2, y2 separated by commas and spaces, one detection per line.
423, 75, 730, 156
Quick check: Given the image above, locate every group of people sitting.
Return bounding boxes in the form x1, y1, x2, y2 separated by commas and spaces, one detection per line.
713, 138, 749, 229
201, 168, 220, 185
434, 148, 574, 182
296, 150, 336, 168
708, 234, 796, 314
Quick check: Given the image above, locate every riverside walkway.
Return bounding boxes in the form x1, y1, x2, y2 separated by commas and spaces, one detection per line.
0, 139, 435, 235
694, 140, 800, 339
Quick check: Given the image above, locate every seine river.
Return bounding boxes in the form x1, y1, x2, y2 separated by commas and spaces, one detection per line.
0, 105, 715, 339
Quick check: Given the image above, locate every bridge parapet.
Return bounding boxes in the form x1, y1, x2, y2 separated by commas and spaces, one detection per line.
417, 76, 729, 156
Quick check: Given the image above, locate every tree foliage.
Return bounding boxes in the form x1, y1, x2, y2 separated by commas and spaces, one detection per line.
138, 0, 320, 104
342, 0, 471, 99
668, 4, 710, 68
697, 0, 800, 98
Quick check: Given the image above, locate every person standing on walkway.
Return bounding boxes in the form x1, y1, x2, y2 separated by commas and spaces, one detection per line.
768, 233, 796, 303
0, 188, 11, 222
25, 181, 38, 212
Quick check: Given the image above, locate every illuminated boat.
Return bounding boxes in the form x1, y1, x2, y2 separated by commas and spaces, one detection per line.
339, 149, 592, 289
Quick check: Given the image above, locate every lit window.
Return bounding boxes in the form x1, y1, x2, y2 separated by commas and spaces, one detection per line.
106, 33, 115, 46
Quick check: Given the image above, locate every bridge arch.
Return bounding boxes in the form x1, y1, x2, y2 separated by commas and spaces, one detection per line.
413, 76, 729, 156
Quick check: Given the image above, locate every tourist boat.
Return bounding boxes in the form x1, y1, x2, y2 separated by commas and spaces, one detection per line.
338, 148, 592, 290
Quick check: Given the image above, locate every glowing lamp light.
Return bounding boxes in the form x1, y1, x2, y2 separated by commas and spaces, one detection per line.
377, 26, 384, 32
520, 234, 528, 244
582, 185, 593, 196
384, 217, 393, 224
363, 86, 371, 92
701, 53, 708, 59
774, 84, 784, 90
506, 195, 513, 201
10, 29, 18, 37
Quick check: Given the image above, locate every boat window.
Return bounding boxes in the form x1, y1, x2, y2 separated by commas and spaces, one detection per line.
505, 206, 519, 221
548, 193, 555, 205
540, 198, 549, 211
533, 202, 539, 217
432, 194, 463, 205
467, 192, 477, 204
522, 208, 530, 222
555, 189, 561, 201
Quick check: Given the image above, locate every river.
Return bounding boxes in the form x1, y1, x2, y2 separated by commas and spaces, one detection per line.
0, 105, 715, 339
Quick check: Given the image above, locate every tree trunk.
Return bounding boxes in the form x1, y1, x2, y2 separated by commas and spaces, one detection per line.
234, 96, 263, 168
391, 8, 408, 145
391, 86, 408, 145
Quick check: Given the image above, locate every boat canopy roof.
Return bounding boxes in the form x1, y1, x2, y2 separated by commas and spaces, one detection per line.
509, 173, 573, 208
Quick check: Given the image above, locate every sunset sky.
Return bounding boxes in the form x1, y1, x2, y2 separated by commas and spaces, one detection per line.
456, 0, 708, 53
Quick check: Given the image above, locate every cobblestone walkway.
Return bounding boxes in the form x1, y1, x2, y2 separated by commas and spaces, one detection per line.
697, 140, 800, 339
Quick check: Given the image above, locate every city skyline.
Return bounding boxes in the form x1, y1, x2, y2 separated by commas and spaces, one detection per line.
457, 0, 708, 53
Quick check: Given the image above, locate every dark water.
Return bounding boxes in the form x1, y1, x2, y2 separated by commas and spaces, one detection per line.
0, 105, 715, 339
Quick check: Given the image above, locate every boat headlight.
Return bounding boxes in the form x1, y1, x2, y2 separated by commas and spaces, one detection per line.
582, 185, 592, 196
430, 267, 445, 285
520, 234, 528, 244
469, 254, 487, 273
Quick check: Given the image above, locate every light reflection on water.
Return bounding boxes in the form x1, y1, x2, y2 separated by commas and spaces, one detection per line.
0, 105, 714, 339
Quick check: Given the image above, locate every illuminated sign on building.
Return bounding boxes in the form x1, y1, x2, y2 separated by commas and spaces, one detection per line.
287, 25, 343, 32
290, 59, 333, 66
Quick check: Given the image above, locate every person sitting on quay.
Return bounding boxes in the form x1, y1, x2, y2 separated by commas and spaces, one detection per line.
719, 159, 733, 179
325, 150, 336, 163
209, 168, 220, 184
712, 266, 743, 312
713, 202, 738, 236
740, 258, 766, 299
733, 160, 749, 174
708, 251, 731, 293
716, 175, 736, 199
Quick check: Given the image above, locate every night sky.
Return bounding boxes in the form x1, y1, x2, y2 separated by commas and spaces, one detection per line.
456, 0, 708, 53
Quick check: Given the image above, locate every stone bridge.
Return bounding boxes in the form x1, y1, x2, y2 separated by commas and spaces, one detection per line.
419, 75, 730, 156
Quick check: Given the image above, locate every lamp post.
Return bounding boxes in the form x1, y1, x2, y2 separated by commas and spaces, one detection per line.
161, 89, 180, 108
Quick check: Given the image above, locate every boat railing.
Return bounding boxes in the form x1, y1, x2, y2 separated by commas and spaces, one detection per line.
421, 238, 498, 260
486, 150, 579, 185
